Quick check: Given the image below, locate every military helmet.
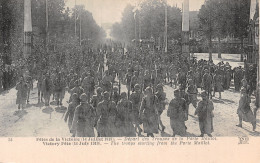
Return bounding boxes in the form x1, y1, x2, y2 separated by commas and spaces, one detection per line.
80, 94, 88, 102
103, 91, 110, 99
120, 92, 127, 98
156, 84, 163, 90
201, 91, 207, 97
174, 89, 180, 96
72, 93, 79, 100
145, 87, 153, 94
134, 84, 141, 90
113, 87, 118, 91
96, 87, 103, 94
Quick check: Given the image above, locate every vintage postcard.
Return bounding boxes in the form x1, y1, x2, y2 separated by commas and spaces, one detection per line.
0, 0, 259, 162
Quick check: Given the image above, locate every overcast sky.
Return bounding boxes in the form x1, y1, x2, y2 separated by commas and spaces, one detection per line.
65, 0, 205, 25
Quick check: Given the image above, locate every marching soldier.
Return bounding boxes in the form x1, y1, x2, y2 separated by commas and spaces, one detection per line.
96, 92, 117, 137
69, 80, 84, 103
102, 70, 113, 92
140, 87, 159, 137
202, 69, 213, 99
26, 74, 33, 104
64, 93, 80, 137
195, 91, 214, 137
236, 87, 256, 131
143, 70, 151, 91
124, 68, 132, 97
213, 73, 224, 99
187, 79, 198, 108
155, 84, 166, 132
169, 63, 178, 88
129, 84, 143, 136
42, 73, 53, 106
111, 87, 121, 104
82, 72, 95, 101
37, 72, 44, 104
116, 92, 135, 137
71, 94, 96, 137
167, 89, 187, 137
177, 68, 187, 89
54, 72, 66, 106
16, 77, 28, 110
130, 71, 139, 92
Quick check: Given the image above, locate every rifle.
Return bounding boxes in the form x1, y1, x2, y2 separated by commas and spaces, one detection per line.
119, 77, 121, 95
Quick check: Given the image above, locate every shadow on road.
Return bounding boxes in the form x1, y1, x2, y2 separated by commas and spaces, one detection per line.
186, 132, 198, 137
243, 127, 260, 136
161, 131, 172, 137
13, 110, 28, 122
221, 98, 235, 104
42, 106, 54, 114
50, 101, 58, 106
212, 98, 225, 104
13, 110, 28, 117
25, 103, 33, 108
32, 102, 45, 108
55, 106, 67, 113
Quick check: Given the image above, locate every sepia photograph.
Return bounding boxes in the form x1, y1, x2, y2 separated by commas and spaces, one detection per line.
0, 0, 259, 139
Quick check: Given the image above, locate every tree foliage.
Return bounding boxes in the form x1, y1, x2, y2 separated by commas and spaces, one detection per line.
0, 0, 106, 72
111, 0, 182, 45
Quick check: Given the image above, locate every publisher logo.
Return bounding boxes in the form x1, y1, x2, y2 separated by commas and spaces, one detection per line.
238, 137, 249, 144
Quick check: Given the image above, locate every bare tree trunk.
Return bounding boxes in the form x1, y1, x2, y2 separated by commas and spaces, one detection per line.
1, 0, 12, 65
218, 36, 221, 58
240, 37, 244, 62
209, 34, 212, 61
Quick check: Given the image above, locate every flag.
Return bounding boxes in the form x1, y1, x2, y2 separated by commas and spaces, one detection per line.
250, 0, 257, 21
182, 0, 189, 32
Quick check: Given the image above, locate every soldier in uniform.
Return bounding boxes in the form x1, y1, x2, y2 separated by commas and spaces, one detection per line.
195, 91, 214, 137
102, 70, 113, 92
169, 63, 178, 88
37, 72, 44, 104
69, 80, 84, 103
71, 94, 96, 137
179, 86, 190, 122
224, 66, 232, 90
129, 84, 143, 136
124, 68, 132, 97
236, 87, 256, 131
91, 87, 104, 110
177, 68, 187, 89
187, 79, 198, 108
64, 93, 80, 137
155, 84, 166, 132
213, 73, 224, 99
82, 72, 95, 101
16, 77, 28, 110
116, 92, 135, 137
234, 66, 243, 91
202, 69, 213, 99
143, 70, 151, 90
130, 71, 139, 92
97, 92, 117, 137
54, 72, 66, 106
194, 68, 201, 89
26, 75, 33, 104
90, 87, 104, 135
111, 87, 121, 104
167, 89, 187, 137
42, 73, 53, 106
140, 87, 159, 137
